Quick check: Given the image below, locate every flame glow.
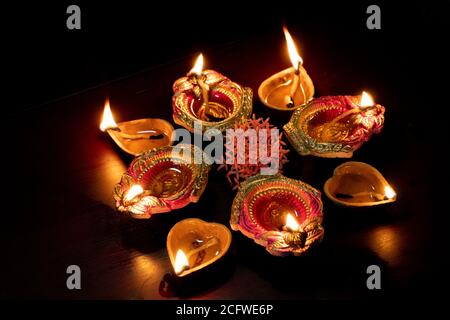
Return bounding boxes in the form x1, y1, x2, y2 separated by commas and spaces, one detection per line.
359, 91, 374, 108
283, 27, 303, 71
100, 99, 118, 131
174, 249, 189, 274
384, 185, 396, 199
190, 54, 204, 75
124, 184, 144, 202
285, 213, 300, 232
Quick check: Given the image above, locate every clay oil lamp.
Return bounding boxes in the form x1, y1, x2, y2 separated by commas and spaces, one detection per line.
167, 218, 232, 277
100, 99, 174, 156
113, 144, 210, 218
172, 54, 252, 133
230, 174, 324, 256
258, 27, 314, 111
284, 92, 385, 158
324, 161, 397, 207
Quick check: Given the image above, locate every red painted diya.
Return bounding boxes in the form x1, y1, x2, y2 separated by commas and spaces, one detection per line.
113, 144, 210, 219
231, 174, 324, 256
172, 55, 252, 133
284, 93, 385, 158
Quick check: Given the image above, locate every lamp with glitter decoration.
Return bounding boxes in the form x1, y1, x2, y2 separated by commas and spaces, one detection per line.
284, 92, 385, 158
113, 144, 210, 218
230, 174, 324, 256
172, 54, 252, 133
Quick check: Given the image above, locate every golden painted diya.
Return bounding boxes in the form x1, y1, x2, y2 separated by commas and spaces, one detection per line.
113, 144, 210, 218
172, 54, 252, 133
231, 174, 324, 256
284, 92, 385, 158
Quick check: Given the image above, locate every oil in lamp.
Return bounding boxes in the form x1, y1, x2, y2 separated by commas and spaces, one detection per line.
258, 27, 314, 111
100, 99, 174, 156
172, 54, 252, 132
324, 161, 397, 207
231, 173, 324, 256
284, 91, 385, 158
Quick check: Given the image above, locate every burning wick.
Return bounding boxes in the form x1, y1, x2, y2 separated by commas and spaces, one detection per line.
173, 237, 219, 275
124, 184, 144, 202
174, 249, 189, 275
285, 213, 300, 232
100, 100, 164, 140
283, 27, 306, 108
282, 213, 307, 247
188, 54, 211, 121
384, 185, 396, 200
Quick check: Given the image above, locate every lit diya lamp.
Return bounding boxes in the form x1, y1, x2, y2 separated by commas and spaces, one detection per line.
231, 174, 324, 256
113, 144, 210, 218
258, 27, 314, 111
284, 91, 385, 158
167, 218, 232, 277
172, 54, 252, 132
100, 99, 174, 156
324, 161, 397, 207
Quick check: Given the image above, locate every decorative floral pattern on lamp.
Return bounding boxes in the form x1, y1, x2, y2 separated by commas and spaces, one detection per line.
284, 92, 385, 158
113, 144, 210, 218
172, 54, 252, 133
231, 174, 324, 256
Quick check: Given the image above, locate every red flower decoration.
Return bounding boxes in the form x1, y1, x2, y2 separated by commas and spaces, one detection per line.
218, 115, 289, 189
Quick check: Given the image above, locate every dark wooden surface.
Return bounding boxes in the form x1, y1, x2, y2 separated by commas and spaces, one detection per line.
2, 2, 441, 300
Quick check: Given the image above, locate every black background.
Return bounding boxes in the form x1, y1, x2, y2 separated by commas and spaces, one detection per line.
5, 1, 444, 111
2, 0, 447, 305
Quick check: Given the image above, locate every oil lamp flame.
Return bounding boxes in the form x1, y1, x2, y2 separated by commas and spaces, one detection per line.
283, 27, 303, 71
384, 185, 396, 199
124, 184, 144, 202
100, 99, 118, 131
189, 54, 204, 75
360, 91, 374, 108
285, 213, 300, 232
174, 249, 189, 274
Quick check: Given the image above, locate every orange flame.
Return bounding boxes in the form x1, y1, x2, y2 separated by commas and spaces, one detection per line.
189, 54, 204, 75
124, 184, 144, 202
384, 185, 396, 199
285, 213, 300, 232
174, 249, 189, 274
100, 99, 118, 131
283, 27, 303, 71
360, 91, 375, 107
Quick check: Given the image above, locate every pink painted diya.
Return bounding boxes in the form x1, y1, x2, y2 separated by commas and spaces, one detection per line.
113, 144, 210, 219
172, 54, 252, 133
284, 92, 385, 158
231, 174, 324, 256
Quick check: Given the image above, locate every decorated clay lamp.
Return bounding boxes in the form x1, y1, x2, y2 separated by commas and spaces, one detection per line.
113, 144, 210, 218
258, 27, 314, 111
172, 54, 252, 132
167, 218, 232, 277
324, 161, 397, 207
100, 99, 174, 156
284, 91, 385, 158
231, 174, 324, 256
